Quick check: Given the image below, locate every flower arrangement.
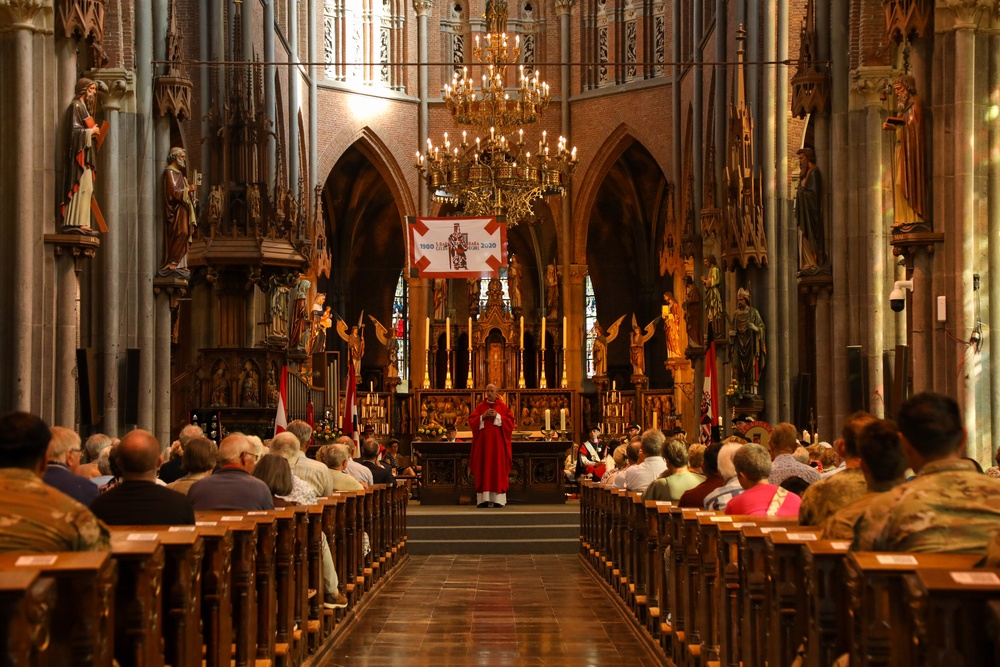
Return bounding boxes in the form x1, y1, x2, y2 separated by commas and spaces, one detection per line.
313, 419, 342, 444
417, 424, 446, 439
725, 379, 743, 404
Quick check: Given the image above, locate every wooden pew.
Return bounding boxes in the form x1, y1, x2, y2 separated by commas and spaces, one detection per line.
0, 569, 56, 666
643, 500, 670, 641
629, 493, 648, 624
271, 507, 298, 667
691, 512, 741, 665
802, 539, 852, 667
904, 567, 1000, 666
318, 496, 344, 633
108, 531, 166, 667
846, 552, 981, 667
192, 522, 234, 667
306, 503, 325, 652
243, 511, 279, 663
656, 503, 674, 655
764, 528, 824, 667
0, 552, 117, 667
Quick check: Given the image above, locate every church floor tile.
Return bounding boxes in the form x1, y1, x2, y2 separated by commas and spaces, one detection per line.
318, 554, 661, 666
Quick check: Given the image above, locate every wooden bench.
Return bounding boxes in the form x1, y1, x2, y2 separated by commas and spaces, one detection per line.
0, 569, 56, 666
108, 531, 166, 667
802, 539, 852, 667
192, 522, 234, 667
764, 528, 825, 667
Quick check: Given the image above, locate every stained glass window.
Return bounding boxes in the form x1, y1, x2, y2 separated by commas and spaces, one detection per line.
479, 268, 511, 313
392, 272, 408, 381
585, 275, 597, 377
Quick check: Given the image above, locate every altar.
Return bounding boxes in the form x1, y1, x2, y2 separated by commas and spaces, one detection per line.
414, 440, 572, 505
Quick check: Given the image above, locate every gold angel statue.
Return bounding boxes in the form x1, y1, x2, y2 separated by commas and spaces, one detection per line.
336, 311, 365, 383
629, 313, 660, 376
591, 314, 626, 378
368, 314, 399, 379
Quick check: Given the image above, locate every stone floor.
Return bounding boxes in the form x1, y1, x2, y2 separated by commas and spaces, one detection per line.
319, 554, 661, 666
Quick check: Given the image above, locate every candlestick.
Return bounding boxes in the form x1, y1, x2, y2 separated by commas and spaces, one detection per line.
541, 317, 546, 350
545, 409, 551, 431
468, 316, 473, 350
517, 348, 526, 388
422, 348, 430, 389
446, 316, 451, 350
539, 349, 548, 389
560, 408, 566, 432
425, 317, 430, 351
653, 411, 658, 430
612, 380, 616, 391
519, 316, 524, 348
562, 316, 567, 349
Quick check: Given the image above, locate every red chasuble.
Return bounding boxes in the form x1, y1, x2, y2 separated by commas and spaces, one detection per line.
468, 397, 515, 494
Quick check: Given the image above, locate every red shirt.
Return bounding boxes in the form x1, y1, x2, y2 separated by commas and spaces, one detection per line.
724, 484, 801, 516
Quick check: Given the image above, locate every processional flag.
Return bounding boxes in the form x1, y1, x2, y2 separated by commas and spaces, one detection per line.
700, 326, 719, 445
407, 216, 508, 278
274, 366, 289, 435
343, 361, 359, 456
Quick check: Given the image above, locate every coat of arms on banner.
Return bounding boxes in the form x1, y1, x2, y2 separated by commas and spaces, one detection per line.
407, 216, 508, 278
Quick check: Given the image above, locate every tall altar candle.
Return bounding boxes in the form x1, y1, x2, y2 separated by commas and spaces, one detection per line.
519, 316, 524, 348
425, 317, 430, 350
653, 411, 658, 430
540, 317, 546, 350
468, 316, 473, 350
545, 409, 551, 431
560, 408, 566, 431
446, 317, 451, 350
562, 316, 567, 350
612, 380, 616, 391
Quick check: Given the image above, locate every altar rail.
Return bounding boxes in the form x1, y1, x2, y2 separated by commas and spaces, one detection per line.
0, 483, 409, 667
578, 481, 1000, 666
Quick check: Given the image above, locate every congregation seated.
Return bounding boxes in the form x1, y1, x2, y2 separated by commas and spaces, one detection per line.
333, 435, 373, 485
0, 411, 109, 552
268, 432, 323, 503
642, 438, 704, 502
359, 438, 395, 487
324, 444, 365, 492
252, 453, 306, 507
157, 423, 206, 484
614, 429, 666, 492
853, 392, 1000, 553
89, 446, 114, 486
165, 436, 217, 494
798, 410, 874, 527
822, 418, 908, 539
704, 440, 746, 510
89, 429, 195, 526
677, 443, 725, 507
43, 425, 98, 506
188, 433, 274, 511
76, 432, 113, 479
768, 422, 821, 486
600, 440, 630, 484
287, 420, 336, 496
724, 443, 802, 516
687, 443, 706, 475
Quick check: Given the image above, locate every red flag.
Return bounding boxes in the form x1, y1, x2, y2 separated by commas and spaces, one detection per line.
275, 366, 289, 435
342, 362, 359, 456
700, 333, 719, 445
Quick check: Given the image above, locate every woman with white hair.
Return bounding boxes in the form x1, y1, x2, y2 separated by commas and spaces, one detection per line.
703, 438, 747, 511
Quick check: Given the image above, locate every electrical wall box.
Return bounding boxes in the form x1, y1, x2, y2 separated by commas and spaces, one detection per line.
937, 296, 947, 322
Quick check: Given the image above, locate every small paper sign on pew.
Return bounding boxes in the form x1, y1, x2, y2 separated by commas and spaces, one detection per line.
876, 554, 918, 565
829, 542, 850, 550
785, 533, 819, 541
950, 571, 1000, 585
247, 511, 270, 515
196, 521, 218, 526
126, 533, 159, 541
168, 526, 196, 532
760, 527, 787, 533
15, 555, 58, 567
221, 516, 244, 521
710, 516, 734, 522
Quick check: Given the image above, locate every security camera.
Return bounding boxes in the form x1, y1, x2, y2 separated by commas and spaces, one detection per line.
890, 280, 913, 313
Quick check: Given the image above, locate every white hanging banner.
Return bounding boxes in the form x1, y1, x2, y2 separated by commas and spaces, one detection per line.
407, 216, 508, 278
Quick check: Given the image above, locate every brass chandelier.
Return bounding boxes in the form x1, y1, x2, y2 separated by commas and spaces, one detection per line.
415, 0, 577, 225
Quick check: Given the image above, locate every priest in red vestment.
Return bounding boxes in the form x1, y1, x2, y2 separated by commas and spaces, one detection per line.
468, 383, 514, 508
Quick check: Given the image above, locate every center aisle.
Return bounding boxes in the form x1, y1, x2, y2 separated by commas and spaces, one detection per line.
319, 554, 660, 666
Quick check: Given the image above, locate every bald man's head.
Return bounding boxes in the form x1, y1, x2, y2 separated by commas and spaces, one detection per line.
116, 429, 162, 478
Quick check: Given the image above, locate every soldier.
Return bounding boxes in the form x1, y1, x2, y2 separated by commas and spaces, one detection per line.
798, 411, 876, 527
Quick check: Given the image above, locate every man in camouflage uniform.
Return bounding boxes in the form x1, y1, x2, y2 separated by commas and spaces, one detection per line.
823, 418, 908, 540
798, 411, 875, 526
0, 412, 109, 552
852, 392, 1000, 553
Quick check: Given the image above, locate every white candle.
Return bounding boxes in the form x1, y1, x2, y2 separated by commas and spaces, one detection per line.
813, 432, 819, 445
653, 412, 658, 430
468, 316, 473, 350
370, 381, 374, 393
803, 430, 810, 442
545, 409, 551, 431
612, 380, 616, 391
425, 317, 430, 350
541, 317, 546, 350
446, 317, 451, 350
560, 408, 566, 431
520, 316, 524, 348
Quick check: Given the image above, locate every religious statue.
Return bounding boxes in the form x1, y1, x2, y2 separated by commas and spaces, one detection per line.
433, 279, 448, 321
507, 254, 523, 311
288, 277, 311, 350
61, 78, 105, 235
730, 288, 766, 396
662, 292, 683, 358
267, 365, 280, 408
267, 279, 290, 340
336, 313, 365, 383
702, 255, 724, 336
307, 306, 333, 355
246, 184, 262, 229
239, 361, 260, 407
795, 147, 825, 270
206, 185, 224, 237
158, 147, 198, 277
682, 275, 702, 347
883, 74, 927, 225
210, 362, 229, 407
591, 314, 626, 378
368, 314, 399, 379
467, 277, 482, 314
545, 261, 559, 318
629, 314, 659, 376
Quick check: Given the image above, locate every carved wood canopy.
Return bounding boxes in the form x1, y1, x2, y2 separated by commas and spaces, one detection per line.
59, 0, 106, 42
154, 1, 192, 121
791, 0, 830, 119
884, 0, 931, 43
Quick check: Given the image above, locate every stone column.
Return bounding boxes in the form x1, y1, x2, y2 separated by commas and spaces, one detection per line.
776, 0, 791, 420
136, 0, 156, 429
761, 0, 779, 415
670, 0, 680, 241
828, 0, 849, 426
815, 286, 833, 437
567, 265, 589, 390
414, 0, 432, 215
556, 0, 573, 328
54, 253, 77, 427
989, 28, 1000, 459
93, 73, 132, 435
288, 0, 300, 193
4, 0, 47, 411
308, 0, 318, 202
264, 0, 277, 192
154, 279, 186, 445
199, 0, 211, 185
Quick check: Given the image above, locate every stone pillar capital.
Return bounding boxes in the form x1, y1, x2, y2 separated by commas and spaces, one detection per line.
850, 66, 895, 107
554, 0, 575, 16
412, 0, 432, 17
0, 0, 52, 33
90, 67, 134, 112
936, 0, 997, 30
